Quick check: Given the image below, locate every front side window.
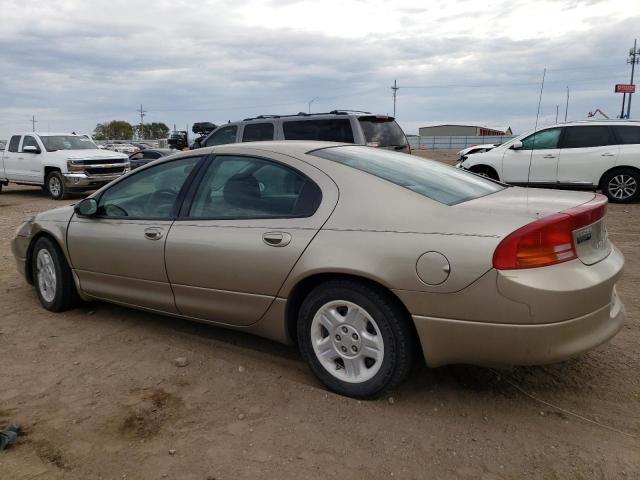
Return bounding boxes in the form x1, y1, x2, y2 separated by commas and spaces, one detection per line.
8, 136, 20, 152
613, 125, 640, 144
41, 135, 97, 151
311, 146, 503, 206
97, 157, 201, 219
242, 123, 275, 142
283, 119, 355, 143
189, 155, 321, 219
561, 126, 610, 148
520, 128, 561, 150
205, 126, 238, 147
22, 135, 39, 151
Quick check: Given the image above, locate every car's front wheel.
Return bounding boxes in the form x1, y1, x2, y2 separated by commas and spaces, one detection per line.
31, 236, 79, 312
45, 171, 68, 200
298, 279, 414, 398
601, 168, 640, 203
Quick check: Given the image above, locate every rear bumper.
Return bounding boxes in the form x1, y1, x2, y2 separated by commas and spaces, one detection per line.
62, 172, 124, 189
414, 287, 624, 367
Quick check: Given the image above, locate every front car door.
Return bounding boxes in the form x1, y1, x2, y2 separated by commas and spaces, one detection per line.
557, 125, 618, 186
67, 155, 205, 312
165, 148, 339, 326
501, 127, 562, 184
20, 134, 44, 182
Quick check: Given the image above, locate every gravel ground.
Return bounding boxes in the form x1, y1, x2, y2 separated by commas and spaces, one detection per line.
1, 151, 638, 479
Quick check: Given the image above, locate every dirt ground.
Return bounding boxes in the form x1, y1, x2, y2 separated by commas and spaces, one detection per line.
1, 151, 638, 479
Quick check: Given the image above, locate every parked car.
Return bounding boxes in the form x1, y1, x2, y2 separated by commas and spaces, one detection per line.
104, 143, 139, 154
0, 132, 129, 199
12, 142, 624, 398
458, 120, 640, 203
457, 143, 499, 160
195, 110, 411, 153
131, 142, 155, 151
129, 148, 173, 169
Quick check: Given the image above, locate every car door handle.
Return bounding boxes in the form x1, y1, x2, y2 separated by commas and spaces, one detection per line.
601, 153, 616, 157
263, 231, 291, 247
144, 227, 164, 240
543, 155, 556, 159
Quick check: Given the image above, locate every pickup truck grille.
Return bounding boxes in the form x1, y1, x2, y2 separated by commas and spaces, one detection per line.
78, 158, 126, 166
86, 166, 126, 175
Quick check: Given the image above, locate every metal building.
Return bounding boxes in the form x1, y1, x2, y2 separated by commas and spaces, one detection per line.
418, 124, 512, 136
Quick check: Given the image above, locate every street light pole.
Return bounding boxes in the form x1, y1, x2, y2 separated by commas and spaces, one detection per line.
308, 96, 319, 114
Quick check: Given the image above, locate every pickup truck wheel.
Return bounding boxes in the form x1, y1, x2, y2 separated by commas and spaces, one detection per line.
45, 172, 68, 200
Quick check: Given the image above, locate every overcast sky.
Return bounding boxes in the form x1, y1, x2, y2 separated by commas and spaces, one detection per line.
1, 0, 639, 139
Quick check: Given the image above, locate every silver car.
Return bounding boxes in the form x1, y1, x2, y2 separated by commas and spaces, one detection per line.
12, 142, 625, 398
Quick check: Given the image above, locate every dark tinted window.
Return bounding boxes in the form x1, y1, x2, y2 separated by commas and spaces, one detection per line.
97, 157, 201, 219
283, 119, 354, 143
205, 126, 238, 146
311, 146, 503, 205
22, 135, 39, 150
520, 128, 561, 150
143, 151, 162, 159
613, 125, 640, 144
189, 155, 321, 218
8, 136, 20, 152
561, 126, 611, 148
358, 117, 407, 147
242, 123, 275, 142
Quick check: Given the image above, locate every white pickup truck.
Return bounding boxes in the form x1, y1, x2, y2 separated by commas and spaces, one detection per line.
0, 132, 129, 199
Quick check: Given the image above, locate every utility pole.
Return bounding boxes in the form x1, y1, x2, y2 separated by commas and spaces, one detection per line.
391, 80, 399, 117
625, 39, 639, 119
564, 86, 569, 122
138, 104, 147, 140
31, 115, 37, 132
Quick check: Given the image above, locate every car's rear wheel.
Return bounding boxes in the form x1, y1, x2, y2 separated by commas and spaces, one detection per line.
31, 237, 79, 312
601, 169, 640, 203
298, 279, 414, 399
45, 171, 68, 200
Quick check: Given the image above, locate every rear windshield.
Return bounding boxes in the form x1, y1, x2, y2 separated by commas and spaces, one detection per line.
311, 146, 504, 205
41, 135, 97, 152
282, 119, 354, 143
358, 117, 407, 147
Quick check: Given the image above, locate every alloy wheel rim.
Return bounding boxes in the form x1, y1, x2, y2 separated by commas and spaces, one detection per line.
49, 176, 61, 197
609, 174, 637, 200
36, 249, 56, 303
310, 300, 384, 383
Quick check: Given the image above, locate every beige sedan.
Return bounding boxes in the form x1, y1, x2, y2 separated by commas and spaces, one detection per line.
12, 142, 625, 398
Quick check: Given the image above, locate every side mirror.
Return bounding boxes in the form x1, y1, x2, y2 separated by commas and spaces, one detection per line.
23, 146, 41, 154
74, 198, 98, 217
510, 141, 523, 150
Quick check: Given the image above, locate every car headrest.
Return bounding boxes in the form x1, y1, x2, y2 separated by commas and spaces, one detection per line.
223, 173, 261, 207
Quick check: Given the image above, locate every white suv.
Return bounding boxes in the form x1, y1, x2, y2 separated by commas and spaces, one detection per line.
458, 121, 640, 203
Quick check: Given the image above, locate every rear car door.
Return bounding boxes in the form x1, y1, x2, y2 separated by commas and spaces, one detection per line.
611, 124, 640, 170
67, 155, 205, 312
557, 125, 618, 185
501, 127, 562, 184
3, 136, 25, 181
165, 149, 339, 326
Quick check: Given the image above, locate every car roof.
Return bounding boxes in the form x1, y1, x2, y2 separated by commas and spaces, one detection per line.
196, 140, 344, 157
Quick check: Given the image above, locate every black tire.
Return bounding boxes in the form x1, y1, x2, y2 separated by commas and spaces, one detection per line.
31, 236, 79, 312
601, 168, 640, 203
469, 165, 499, 180
297, 279, 414, 399
45, 171, 68, 200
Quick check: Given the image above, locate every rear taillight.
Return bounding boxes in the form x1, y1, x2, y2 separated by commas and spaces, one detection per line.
493, 194, 607, 270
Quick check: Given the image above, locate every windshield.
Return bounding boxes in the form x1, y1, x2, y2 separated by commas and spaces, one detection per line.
41, 135, 98, 152
358, 117, 407, 147
311, 146, 504, 205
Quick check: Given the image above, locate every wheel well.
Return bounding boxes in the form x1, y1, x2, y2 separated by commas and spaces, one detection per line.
599, 166, 640, 189
285, 272, 419, 349
24, 232, 61, 285
44, 166, 61, 179
469, 164, 498, 177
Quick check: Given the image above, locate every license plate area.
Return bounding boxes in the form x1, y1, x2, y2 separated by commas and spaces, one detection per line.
573, 218, 611, 265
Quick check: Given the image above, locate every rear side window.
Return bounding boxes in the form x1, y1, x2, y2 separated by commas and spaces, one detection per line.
358, 117, 407, 147
561, 126, 611, 148
242, 123, 275, 142
612, 125, 640, 144
311, 146, 504, 205
8, 136, 20, 152
283, 119, 354, 143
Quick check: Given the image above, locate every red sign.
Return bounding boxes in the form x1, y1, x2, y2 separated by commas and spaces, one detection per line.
615, 84, 636, 93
